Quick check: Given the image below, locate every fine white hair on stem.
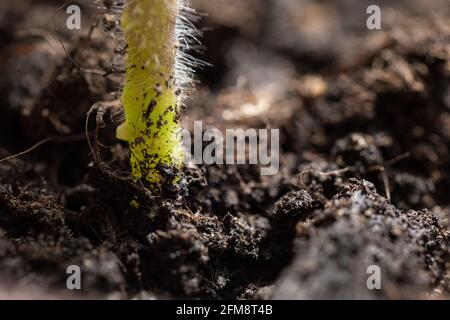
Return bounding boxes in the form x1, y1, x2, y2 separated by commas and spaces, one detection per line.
98, 0, 209, 103
174, 0, 210, 101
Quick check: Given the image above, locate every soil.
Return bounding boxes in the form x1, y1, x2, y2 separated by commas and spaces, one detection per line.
0, 0, 449, 299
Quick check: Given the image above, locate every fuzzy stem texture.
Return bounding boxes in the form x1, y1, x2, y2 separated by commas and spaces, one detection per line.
117, 0, 183, 185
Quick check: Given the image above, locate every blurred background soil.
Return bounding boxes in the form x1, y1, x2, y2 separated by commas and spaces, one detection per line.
0, 0, 449, 299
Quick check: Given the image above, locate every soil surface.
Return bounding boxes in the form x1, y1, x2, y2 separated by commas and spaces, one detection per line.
0, 0, 450, 299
